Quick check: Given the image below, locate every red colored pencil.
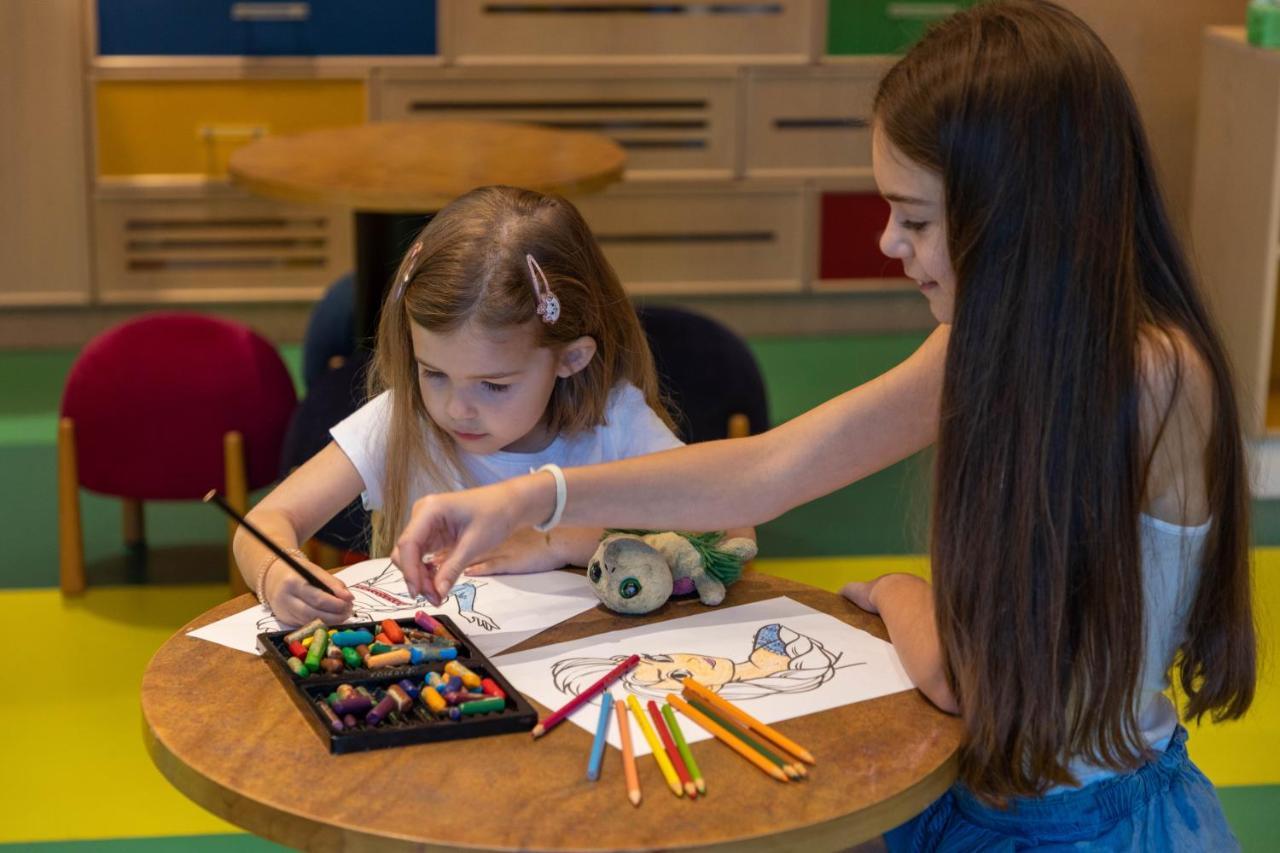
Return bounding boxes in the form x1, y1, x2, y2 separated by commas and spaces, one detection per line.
532, 654, 639, 738
648, 699, 696, 799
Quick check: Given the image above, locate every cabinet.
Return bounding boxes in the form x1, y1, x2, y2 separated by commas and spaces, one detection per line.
1191, 28, 1280, 435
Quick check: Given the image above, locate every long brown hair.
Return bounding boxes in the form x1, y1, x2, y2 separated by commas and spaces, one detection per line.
875, 0, 1255, 799
368, 185, 672, 555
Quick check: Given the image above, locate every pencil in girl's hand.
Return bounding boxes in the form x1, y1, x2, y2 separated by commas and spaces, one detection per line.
668, 694, 789, 783
681, 675, 816, 765
587, 692, 614, 781
615, 697, 641, 806
687, 695, 804, 779
625, 694, 683, 798
202, 490, 331, 593
648, 699, 696, 798
533, 653, 639, 738
662, 702, 705, 794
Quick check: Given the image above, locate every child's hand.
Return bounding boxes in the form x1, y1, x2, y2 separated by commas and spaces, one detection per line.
464, 527, 565, 576
263, 557, 355, 626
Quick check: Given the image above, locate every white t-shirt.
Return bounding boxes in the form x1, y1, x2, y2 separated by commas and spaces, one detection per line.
330, 382, 683, 511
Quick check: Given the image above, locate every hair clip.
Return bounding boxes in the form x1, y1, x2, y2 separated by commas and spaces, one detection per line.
526, 254, 560, 324
391, 241, 424, 302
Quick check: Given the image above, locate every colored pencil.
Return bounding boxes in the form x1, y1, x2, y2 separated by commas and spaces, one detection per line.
681, 676, 816, 765
668, 694, 789, 783
648, 699, 696, 798
625, 694, 683, 798
687, 696, 805, 779
202, 490, 330, 593
616, 697, 641, 806
533, 653, 639, 738
587, 692, 614, 781
662, 702, 705, 794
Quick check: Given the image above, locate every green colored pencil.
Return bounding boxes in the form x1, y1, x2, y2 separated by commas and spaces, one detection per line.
663, 701, 706, 794
686, 696, 804, 779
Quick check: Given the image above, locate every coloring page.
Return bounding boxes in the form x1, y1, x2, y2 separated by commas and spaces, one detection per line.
187, 559, 600, 657
492, 596, 914, 756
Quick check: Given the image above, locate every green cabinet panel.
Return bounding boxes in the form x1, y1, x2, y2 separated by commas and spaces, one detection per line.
827, 0, 979, 55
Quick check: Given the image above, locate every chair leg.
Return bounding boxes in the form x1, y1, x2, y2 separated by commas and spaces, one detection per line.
122, 498, 145, 549
58, 418, 86, 595
224, 430, 250, 598
727, 413, 750, 439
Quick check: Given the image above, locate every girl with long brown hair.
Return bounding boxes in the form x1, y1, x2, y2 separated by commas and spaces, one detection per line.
233, 185, 685, 626
389, 3, 1255, 847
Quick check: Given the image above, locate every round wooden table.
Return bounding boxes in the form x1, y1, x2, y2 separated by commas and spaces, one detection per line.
227, 119, 627, 343
143, 572, 963, 852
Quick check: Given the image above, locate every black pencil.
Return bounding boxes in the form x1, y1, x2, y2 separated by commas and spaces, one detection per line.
202, 489, 331, 593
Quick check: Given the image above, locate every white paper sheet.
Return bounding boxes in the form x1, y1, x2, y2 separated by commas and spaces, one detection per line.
186, 559, 601, 657
492, 596, 914, 756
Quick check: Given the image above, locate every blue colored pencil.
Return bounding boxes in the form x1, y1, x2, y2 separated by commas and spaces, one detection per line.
587, 692, 614, 781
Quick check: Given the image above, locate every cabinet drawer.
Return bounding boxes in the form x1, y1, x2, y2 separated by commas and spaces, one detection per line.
826, 1, 977, 55
96, 0, 437, 56
376, 74, 736, 180
94, 192, 352, 303
575, 185, 805, 295
95, 80, 365, 178
744, 69, 881, 178
450, 0, 814, 64
819, 192, 904, 281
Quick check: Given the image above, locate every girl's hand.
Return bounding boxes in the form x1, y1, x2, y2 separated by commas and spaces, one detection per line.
464, 527, 564, 577
842, 573, 922, 614
393, 478, 542, 604
263, 557, 355, 626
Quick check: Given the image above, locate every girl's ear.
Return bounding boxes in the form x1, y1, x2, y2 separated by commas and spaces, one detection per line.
555, 335, 597, 378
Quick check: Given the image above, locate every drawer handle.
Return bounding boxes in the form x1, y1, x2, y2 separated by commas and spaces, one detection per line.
773, 118, 869, 130
230, 2, 310, 22
199, 125, 269, 141
886, 2, 961, 21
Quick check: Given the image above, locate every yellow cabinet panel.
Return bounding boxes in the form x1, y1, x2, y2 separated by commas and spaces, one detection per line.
96, 80, 366, 178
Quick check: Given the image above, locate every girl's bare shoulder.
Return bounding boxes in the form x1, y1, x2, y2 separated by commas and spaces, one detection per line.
1136, 325, 1213, 524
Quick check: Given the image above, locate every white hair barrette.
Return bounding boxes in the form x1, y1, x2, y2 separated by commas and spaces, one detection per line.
526, 253, 560, 324
391, 241, 424, 302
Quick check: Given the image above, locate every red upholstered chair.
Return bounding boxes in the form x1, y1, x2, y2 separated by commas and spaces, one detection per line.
58, 313, 297, 596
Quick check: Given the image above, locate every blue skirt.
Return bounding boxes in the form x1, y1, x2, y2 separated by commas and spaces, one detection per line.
885, 727, 1239, 852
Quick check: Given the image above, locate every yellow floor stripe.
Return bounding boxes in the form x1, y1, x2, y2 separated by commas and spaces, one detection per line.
3, 554, 1276, 843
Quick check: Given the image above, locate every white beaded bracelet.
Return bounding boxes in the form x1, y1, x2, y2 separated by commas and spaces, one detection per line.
531, 463, 567, 533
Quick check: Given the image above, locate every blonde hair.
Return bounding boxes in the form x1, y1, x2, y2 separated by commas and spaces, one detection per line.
368, 185, 673, 555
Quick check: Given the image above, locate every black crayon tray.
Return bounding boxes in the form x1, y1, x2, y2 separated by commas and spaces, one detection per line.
258, 613, 474, 685
258, 614, 537, 753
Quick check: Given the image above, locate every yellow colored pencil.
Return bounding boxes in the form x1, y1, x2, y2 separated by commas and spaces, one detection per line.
668, 694, 789, 783
681, 676, 816, 765
625, 694, 683, 798
615, 697, 641, 807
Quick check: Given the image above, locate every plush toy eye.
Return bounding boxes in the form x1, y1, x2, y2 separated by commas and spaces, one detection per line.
589, 562, 602, 584
619, 577, 642, 599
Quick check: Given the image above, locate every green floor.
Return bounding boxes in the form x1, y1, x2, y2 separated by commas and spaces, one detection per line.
3, 332, 1277, 849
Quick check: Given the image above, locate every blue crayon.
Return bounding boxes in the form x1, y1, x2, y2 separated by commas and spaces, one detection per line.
331, 629, 374, 647
440, 675, 463, 694
409, 644, 458, 664
587, 692, 614, 782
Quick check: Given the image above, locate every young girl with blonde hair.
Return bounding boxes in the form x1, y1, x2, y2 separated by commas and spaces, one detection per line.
234, 185, 685, 626
390, 3, 1255, 848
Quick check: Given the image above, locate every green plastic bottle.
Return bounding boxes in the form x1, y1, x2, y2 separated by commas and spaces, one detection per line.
1248, 0, 1280, 48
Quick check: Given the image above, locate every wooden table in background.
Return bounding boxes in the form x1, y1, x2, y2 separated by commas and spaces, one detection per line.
227, 119, 626, 343
143, 572, 962, 852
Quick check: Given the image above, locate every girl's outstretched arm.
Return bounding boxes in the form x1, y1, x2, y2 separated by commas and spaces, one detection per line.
397, 325, 948, 602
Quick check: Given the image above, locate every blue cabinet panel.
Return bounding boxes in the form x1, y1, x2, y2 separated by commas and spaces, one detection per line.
98, 0, 436, 56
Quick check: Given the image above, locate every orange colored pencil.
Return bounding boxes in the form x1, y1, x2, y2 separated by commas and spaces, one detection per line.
648, 699, 696, 798
668, 694, 789, 783
681, 676, 816, 765
615, 696, 641, 806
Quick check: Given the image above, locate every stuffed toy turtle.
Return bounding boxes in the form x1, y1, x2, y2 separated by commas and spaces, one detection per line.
586, 530, 757, 615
